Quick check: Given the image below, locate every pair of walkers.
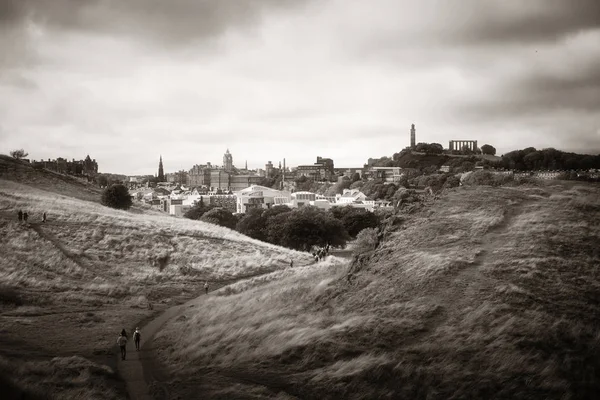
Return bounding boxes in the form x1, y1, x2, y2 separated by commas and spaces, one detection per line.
117, 327, 141, 360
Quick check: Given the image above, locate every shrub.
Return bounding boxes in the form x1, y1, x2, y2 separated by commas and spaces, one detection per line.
267, 206, 349, 251
353, 228, 379, 255
199, 207, 238, 230
101, 184, 133, 210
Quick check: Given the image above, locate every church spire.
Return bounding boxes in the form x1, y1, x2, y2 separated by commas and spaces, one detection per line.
158, 155, 165, 182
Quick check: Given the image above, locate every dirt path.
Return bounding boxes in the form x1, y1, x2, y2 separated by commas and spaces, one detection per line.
420, 198, 535, 330
116, 267, 310, 400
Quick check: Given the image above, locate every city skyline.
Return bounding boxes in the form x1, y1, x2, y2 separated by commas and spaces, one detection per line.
1, 0, 599, 175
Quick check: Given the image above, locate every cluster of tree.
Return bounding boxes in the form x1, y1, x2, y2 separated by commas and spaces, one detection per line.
185, 203, 381, 251
500, 147, 600, 171
95, 173, 127, 187
414, 142, 444, 154
101, 184, 133, 210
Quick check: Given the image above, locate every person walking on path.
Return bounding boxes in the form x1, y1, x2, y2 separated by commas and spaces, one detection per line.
42, 212, 47, 223
18, 210, 22, 222
117, 331, 128, 360
204, 281, 209, 295
133, 327, 141, 351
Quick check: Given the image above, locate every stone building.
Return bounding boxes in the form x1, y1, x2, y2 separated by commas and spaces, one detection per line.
31, 155, 98, 177
188, 164, 212, 187
223, 149, 233, 172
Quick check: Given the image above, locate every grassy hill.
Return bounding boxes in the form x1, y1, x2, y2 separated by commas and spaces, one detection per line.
155, 182, 600, 399
0, 177, 312, 399
0, 154, 102, 202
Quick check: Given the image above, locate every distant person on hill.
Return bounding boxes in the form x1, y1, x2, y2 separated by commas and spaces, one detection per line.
117, 331, 128, 360
204, 281, 209, 294
23, 212, 28, 222
133, 327, 141, 351
42, 212, 47, 223
18, 210, 22, 222
290, 259, 293, 268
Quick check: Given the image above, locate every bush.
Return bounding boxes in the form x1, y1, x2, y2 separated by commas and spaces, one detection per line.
353, 228, 379, 255
184, 203, 215, 220
461, 170, 514, 187
333, 207, 379, 238
267, 206, 349, 251
199, 207, 238, 230
101, 184, 133, 210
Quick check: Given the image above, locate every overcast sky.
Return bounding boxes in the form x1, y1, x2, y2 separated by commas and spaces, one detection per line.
1, 0, 599, 175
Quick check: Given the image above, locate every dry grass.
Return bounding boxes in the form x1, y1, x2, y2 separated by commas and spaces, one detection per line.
0, 178, 311, 398
155, 182, 600, 399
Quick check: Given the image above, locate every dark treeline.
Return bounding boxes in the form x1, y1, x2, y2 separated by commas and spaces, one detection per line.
185, 203, 380, 252
499, 147, 600, 171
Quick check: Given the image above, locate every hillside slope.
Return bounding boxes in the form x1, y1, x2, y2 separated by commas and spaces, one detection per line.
156, 183, 600, 399
0, 154, 101, 202
0, 178, 312, 399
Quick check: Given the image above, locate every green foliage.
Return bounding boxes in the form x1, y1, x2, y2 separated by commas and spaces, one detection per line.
481, 144, 496, 155
183, 201, 216, 220
461, 171, 515, 187
349, 180, 364, 190
415, 142, 444, 154
199, 208, 238, 230
267, 207, 348, 251
101, 184, 133, 210
96, 175, 109, 187
235, 208, 268, 241
324, 177, 351, 196
353, 227, 379, 255
500, 147, 600, 171
340, 209, 380, 238
10, 149, 28, 159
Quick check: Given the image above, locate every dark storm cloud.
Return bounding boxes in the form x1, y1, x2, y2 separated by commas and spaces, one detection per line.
0, 0, 309, 44
463, 66, 600, 119
459, 0, 600, 44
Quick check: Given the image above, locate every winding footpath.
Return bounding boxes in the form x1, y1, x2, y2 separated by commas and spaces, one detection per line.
115, 268, 305, 400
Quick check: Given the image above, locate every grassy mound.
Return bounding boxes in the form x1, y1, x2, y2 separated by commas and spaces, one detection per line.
0, 155, 102, 203
155, 183, 600, 399
0, 178, 312, 397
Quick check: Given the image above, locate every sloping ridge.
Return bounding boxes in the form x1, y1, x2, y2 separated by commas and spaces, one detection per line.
0, 154, 101, 202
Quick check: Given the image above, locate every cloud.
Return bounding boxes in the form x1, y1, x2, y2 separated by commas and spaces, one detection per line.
1, 0, 599, 174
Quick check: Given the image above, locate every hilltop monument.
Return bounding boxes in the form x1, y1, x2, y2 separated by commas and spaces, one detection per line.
410, 124, 416, 149
158, 155, 165, 182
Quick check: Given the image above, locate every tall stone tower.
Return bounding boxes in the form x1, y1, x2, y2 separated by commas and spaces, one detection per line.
410, 124, 416, 149
157, 155, 165, 182
223, 149, 233, 172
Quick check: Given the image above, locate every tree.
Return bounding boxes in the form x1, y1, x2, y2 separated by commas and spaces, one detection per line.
236, 208, 267, 241
101, 184, 133, 210
184, 202, 215, 220
10, 149, 28, 159
481, 144, 496, 155
353, 228, 379, 255
200, 208, 238, 230
96, 174, 109, 187
341, 209, 379, 238
351, 172, 361, 183
267, 207, 349, 251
